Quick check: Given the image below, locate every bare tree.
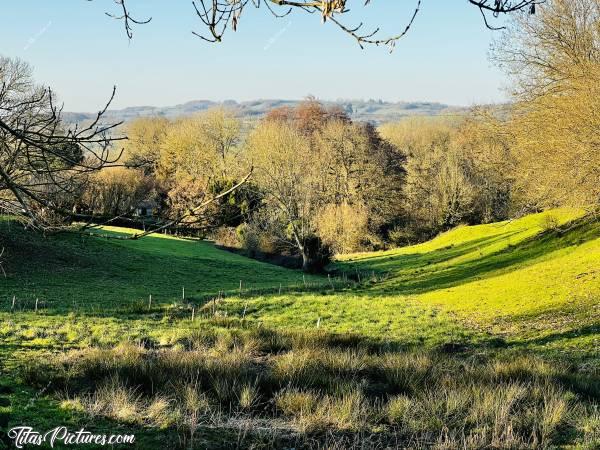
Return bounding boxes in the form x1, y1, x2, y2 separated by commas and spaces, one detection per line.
0, 56, 125, 231
97, 0, 544, 50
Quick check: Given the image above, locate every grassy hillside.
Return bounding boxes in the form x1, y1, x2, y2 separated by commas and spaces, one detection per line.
0, 223, 319, 313
0, 209, 598, 448
221, 208, 599, 358
334, 209, 600, 355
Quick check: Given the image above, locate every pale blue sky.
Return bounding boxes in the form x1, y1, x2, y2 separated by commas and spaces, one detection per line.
1, 1, 510, 111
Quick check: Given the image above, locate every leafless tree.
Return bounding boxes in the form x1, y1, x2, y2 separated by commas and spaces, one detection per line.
0, 56, 125, 231
97, 0, 544, 50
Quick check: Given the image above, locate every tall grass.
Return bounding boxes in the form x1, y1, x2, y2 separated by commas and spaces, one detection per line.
21, 328, 600, 449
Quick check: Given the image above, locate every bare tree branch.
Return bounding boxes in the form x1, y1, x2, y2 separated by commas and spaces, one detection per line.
0, 56, 126, 231
91, 0, 545, 50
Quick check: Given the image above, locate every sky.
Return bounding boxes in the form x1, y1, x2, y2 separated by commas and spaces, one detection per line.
0, 1, 511, 112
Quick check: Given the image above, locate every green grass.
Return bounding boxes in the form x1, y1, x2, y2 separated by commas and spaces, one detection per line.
0, 222, 320, 313
332, 208, 600, 358
0, 208, 598, 448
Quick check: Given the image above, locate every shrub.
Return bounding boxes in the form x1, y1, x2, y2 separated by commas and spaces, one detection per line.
316, 202, 372, 254
210, 226, 241, 248
540, 214, 560, 232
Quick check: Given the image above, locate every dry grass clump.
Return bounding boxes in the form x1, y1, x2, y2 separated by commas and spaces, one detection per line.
276, 388, 370, 432
20, 328, 600, 449
273, 348, 370, 392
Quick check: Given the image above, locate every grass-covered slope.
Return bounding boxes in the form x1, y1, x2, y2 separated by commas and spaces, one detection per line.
333, 208, 600, 355
0, 222, 318, 313
220, 208, 599, 356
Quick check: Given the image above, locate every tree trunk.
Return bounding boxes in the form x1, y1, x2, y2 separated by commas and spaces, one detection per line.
301, 250, 314, 272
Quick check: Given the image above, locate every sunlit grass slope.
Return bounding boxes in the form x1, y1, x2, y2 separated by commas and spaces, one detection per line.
216, 208, 600, 356
329, 208, 600, 355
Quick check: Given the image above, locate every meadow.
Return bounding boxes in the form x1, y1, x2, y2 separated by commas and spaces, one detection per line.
0, 209, 598, 448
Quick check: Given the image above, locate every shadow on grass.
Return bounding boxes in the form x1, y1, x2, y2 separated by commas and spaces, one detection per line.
8, 326, 600, 448
510, 323, 600, 348
0, 220, 318, 315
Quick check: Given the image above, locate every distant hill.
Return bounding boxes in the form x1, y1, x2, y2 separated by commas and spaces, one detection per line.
63, 99, 470, 126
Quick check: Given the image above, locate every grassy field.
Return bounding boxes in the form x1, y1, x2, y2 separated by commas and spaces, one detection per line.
0, 209, 598, 448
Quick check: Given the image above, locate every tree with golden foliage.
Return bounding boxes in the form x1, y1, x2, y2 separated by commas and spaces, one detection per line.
156, 108, 245, 227
380, 114, 516, 240
123, 117, 170, 175
84, 167, 151, 217
494, 0, 600, 209
245, 120, 320, 269
247, 101, 404, 266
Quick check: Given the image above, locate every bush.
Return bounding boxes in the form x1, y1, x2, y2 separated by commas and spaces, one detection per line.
316, 203, 371, 254
236, 222, 260, 256
540, 214, 560, 232
301, 235, 332, 273
210, 226, 240, 248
